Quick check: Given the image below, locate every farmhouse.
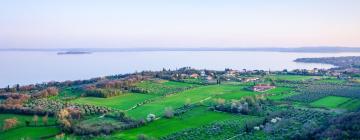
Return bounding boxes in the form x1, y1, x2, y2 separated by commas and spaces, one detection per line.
190, 73, 199, 78
252, 84, 275, 92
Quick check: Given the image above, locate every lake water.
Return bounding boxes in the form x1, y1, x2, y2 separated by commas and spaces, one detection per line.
1, 51, 360, 87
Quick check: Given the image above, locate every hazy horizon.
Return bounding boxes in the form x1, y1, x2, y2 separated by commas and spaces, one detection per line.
1, 0, 360, 48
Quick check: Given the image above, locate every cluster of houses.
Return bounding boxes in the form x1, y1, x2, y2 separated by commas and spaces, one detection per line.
171, 67, 359, 86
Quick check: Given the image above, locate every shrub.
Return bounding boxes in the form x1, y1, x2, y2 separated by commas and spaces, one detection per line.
164, 107, 174, 118
146, 114, 156, 122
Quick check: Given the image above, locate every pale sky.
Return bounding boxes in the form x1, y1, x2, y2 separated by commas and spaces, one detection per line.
0, 0, 359, 48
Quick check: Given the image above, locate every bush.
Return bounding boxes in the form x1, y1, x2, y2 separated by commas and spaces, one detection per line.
146, 114, 156, 122
164, 107, 174, 118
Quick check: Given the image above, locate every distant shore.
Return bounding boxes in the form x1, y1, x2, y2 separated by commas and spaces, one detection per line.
1, 46, 360, 53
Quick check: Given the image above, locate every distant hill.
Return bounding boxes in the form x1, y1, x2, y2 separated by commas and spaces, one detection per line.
295, 56, 360, 68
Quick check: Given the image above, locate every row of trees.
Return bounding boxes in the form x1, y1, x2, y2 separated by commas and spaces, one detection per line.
2, 114, 50, 132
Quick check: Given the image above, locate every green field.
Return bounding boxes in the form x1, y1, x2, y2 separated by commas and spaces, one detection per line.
265, 87, 296, 100
126, 85, 259, 119
338, 99, 360, 110
310, 96, 351, 109
115, 107, 257, 139
0, 126, 61, 140
0, 114, 59, 140
71, 93, 158, 110
58, 88, 84, 98
0, 113, 57, 128
135, 80, 196, 95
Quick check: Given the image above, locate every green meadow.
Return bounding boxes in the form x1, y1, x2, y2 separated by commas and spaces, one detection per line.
310, 96, 351, 109
114, 107, 257, 139
0, 113, 59, 140
126, 84, 260, 119
71, 93, 158, 110
135, 80, 197, 95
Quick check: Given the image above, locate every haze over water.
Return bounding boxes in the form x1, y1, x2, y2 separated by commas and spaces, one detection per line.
2, 51, 360, 87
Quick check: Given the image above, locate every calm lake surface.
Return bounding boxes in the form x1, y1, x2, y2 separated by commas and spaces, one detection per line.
1, 51, 360, 87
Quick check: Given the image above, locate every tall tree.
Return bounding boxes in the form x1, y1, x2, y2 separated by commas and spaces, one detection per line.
42, 114, 48, 126
33, 115, 38, 126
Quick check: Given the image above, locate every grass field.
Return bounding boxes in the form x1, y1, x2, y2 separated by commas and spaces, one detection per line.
338, 99, 360, 110
71, 93, 158, 110
310, 96, 351, 109
58, 88, 84, 98
115, 107, 257, 139
135, 80, 196, 95
265, 87, 296, 100
0, 126, 61, 140
126, 85, 259, 119
0, 114, 59, 140
0, 113, 57, 128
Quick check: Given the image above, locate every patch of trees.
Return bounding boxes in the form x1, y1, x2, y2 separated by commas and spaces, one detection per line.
0, 93, 30, 109
239, 107, 333, 140
161, 118, 264, 140
210, 95, 271, 116
0, 98, 113, 116
31, 87, 59, 98
310, 111, 360, 140
84, 88, 123, 98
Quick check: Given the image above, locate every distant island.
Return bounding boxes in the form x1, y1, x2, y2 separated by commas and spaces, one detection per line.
57, 51, 92, 55
2, 46, 360, 53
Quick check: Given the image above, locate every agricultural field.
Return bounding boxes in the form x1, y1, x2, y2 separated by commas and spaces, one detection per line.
286, 84, 360, 103
0, 126, 61, 140
114, 107, 254, 139
134, 80, 197, 95
313, 78, 347, 84
71, 93, 158, 110
310, 96, 351, 109
270, 75, 320, 81
338, 99, 360, 110
126, 84, 260, 119
0, 114, 59, 140
0, 113, 57, 128
265, 87, 296, 101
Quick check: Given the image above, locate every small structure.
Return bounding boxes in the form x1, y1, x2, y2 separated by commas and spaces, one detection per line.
190, 73, 199, 78
200, 70, 206, 77
252, 84, 275, 92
